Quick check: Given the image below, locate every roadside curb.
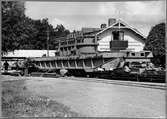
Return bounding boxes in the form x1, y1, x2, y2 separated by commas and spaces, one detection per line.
1, 75, 166, 90
62, 77, 166, 90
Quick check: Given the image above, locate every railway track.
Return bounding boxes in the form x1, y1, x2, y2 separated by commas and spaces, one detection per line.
30, 72, 166, 90
2, 71, 165, 90
60, 77, 166, 90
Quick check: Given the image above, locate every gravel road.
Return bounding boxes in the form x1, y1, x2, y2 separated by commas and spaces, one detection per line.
22, 76, 165, 118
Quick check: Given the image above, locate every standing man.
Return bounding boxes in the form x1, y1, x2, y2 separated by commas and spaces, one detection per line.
3, 61, 9, 72
14, 60, 19, 71
124, 62, 131, 73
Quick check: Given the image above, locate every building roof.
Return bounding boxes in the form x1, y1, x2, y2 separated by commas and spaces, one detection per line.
81, 27, 101, 34
3, 50, 56, 58
96, 19, 146, 40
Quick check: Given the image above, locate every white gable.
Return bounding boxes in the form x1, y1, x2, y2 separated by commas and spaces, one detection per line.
97, 19, 146, 39
96, 19, 145, 52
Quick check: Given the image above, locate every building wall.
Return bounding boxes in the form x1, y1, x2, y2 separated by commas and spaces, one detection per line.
97, 35, 111, 51
3, 50, 57, 57
97, 28, 145, 52
97, 29, 113, 51
124, 30, 145, 51
79, 46, 96, 54
84, 38, 94, 43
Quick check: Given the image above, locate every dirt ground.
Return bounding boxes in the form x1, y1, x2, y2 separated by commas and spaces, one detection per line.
1, 75, 165, 118
1, 77, 80, 117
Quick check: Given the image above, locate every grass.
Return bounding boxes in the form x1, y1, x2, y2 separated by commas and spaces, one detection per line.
2, 79, 80, 117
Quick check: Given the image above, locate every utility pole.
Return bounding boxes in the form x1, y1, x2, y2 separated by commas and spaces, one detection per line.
47, 27, 49, 57
118, 10, 121, 31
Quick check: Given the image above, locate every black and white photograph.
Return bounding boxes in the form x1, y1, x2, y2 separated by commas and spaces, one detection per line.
1, 0, 166, 118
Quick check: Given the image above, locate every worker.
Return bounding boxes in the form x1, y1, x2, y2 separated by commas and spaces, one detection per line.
146, 62, 154, 70
124, 62, 131, 73
14, 60, 19, 71
4, 61, 9, 72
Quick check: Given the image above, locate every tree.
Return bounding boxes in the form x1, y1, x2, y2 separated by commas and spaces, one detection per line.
54, 24, 70, 38
2, 1, 70, 53
18, 17, 38, 49
2, 1, 26, 54
144, 23, 165, 67
32, 18, 56, 50
50, 24, 70, 49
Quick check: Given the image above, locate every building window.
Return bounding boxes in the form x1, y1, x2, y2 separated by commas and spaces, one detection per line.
119, 31, 124, 41
93, 38, 95, 43
112, 31, 124, 41
112, 31, 119, 40
131, 53, 135, 56
141, 53, 145, 56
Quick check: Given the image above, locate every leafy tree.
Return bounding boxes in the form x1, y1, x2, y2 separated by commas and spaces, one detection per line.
144, 23, 165, 67
32, 18, 56, 50
2, 1, 70, 53
54, 24, 70, 38
2, 1, 25, 54
25, 19, 70, 50
18, 17, 38, 49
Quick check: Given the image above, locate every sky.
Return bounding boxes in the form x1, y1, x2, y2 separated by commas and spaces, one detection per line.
25, 1, 166, 36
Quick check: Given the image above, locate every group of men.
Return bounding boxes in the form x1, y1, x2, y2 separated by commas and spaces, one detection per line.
3, 60, 23, 72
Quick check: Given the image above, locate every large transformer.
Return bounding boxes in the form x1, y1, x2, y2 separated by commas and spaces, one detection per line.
30, 19, 153, 77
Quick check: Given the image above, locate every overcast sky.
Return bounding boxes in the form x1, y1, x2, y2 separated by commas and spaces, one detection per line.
25, 1, 166, 36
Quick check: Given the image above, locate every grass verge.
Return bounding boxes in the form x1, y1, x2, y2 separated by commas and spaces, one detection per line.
2, 79, 80, 117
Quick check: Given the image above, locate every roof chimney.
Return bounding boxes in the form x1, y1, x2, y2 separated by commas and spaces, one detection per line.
108, 18, 116, 26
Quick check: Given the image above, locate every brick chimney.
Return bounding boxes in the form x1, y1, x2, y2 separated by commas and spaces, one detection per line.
108, 18, 116, 26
